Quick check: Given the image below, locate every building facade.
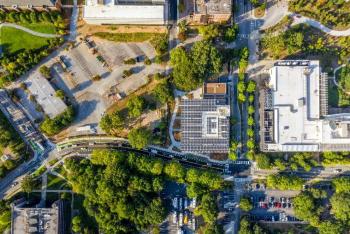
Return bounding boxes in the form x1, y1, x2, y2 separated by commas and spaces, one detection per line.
261, 60, 350, 152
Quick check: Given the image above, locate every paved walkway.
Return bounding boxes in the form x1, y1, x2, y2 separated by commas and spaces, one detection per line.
0, 22, 60, 38
292, 15, 350, 36
68, 0, 79, 41
168, 98, 181, 149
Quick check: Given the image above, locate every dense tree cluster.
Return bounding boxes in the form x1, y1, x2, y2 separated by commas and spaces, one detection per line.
239, 197, 253, 212
170, 41, 222, 91
0, 110, 29, 178
127, 96, 146, 118
266, 174, 305, 190
262, 24, 350, 63
289, 152, 318, 171
321, 151, 350, 166
152, 79, 174, 104
40, 106, 75, 136
127, 127, 152, 149
65, 149, 224, 233
0, 38, 63, 87
289, 0, 350, 29
238, 216, 266, 234
100, 110, 125, 135
0, 201, 11, 233
292, 179, 350, 233
0, 10, 65, 30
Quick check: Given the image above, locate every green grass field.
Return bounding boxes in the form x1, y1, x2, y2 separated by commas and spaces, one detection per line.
18, 22, 57, 34
0, 27, 51, 54
47, 174, 70, 190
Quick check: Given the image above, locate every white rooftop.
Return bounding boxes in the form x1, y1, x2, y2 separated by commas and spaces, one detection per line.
266, 60, 350, 152
26, 72, 67, 119
83, 2, 166, 25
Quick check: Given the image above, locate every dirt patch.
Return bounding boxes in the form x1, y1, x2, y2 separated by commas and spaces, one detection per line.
210, 153, 228, 161
173, 131, 181, 141
106, 78, 160, 114
77, 24, 167, 37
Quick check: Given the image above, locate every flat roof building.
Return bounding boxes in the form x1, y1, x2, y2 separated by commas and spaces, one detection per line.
83, 0, 167, 25
11, 200, 65, 234
180, 98, 230, 154
192, 0, 231, 24
25, 72, 67, 119
262, 60, 350, 152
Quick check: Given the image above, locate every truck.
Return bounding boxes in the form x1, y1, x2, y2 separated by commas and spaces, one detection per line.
173, 197, 178, 209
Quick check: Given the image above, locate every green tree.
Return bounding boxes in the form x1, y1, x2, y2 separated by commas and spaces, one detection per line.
198, 24, 220, 40
318, 221, 344, 234
292, 192, 320, 226
266, 174, 305, 190
239, 197, 252, 211
255, 154, 272, 169
194, 193, 218, 224
55, 90, 65, 100
72, 215, 82, 233
330, 192, 350, 224
127, 96, 145, 118
164, 161, 185, 181
21, 175, 35, 193
332, 177, 350, 193
153, 81, 173, 104
39, 65, 51, 79
246, 80, 256, 93
170, 41, 222, 91
128, 127, 151, 149
224, 24, 238, 42
100, 111, 124, 135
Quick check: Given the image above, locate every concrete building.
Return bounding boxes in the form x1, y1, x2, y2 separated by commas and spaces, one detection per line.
83, 0, 167, 25
180, 83, 230, 154
192, 0, 231, 24
11, 200, 65, 234
262, 60, 350, 152
0, 0, 61, 11
25, 72, 67, 119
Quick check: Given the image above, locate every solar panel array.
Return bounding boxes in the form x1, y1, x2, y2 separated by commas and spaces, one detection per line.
180, 99, 230, 154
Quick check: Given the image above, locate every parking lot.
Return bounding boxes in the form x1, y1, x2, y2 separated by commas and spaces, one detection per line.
93, 38, 156, 68
14, 36, 165, 137
247, 183, 301, 223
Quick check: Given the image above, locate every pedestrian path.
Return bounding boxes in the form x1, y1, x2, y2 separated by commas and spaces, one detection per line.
292, 15, 350, 36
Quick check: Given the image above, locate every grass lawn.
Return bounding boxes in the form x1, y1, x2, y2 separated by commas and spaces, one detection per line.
328, 82, 350, 107
0, 27, 51, 54
47, 173, 70, 190
18, 22, 57, 34
94, 32, 165, 42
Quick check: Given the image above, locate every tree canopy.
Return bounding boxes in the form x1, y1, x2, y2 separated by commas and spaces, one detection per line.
127, 96, 146, 118
65, 149, 224, 233
266, 174, 305, 190
170, 41, 222, 91
128, 127, 151, 149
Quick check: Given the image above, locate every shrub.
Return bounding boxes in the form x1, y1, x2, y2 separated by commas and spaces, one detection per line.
123, 69, 133, 77
124, 58, 136, 65
39, 65, 51, 79
144, 57, 152, 65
